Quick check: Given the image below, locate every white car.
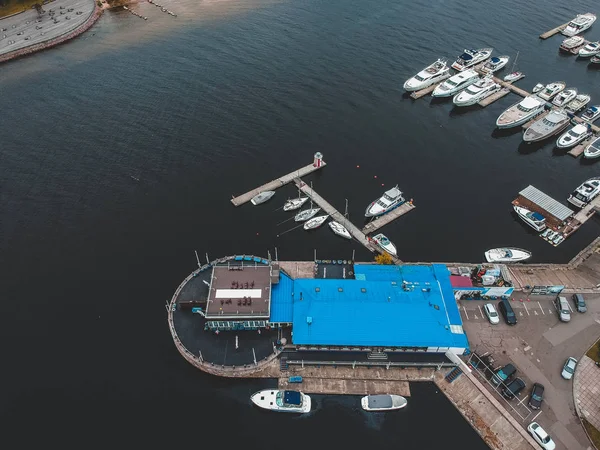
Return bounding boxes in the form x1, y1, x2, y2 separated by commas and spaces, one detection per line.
484, 303, 500, 325
561, 357, 577, 380
527, 422, 556, 450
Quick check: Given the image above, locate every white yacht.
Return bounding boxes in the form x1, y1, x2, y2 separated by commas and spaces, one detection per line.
453, 76, 501, 106
496, 96, 546, 129
365, 185, 405, 217
251, 191, 275, 205
481, 55, 509, 73
584, 136, 600, 159
560, 35, 585, 51
556, 124, 592, 149
578, 41, 600, 57
283, 197, 308, 211
329, 221, 351, 239
403, 59, 451, 91
591, 55, 600, 64
562, 13, 596, 36
504, 71, 525, 82
523, 109, 570, 143
361, 394, 407, 412
432, 69, 480, 97
294, 207, 321, 222
451, 48, 493, 71
536, 81, 566, 101
251, 390, 311, 413
372, 233, 397, 256
303, 215, 328, 230
552, 88, 578, 107
566, 94, 591, 112
581, 105, 600, 123
514, 205, 547, 232
532, 83, 545, 94
567, 177, 600, 208
484, 248, 532, 263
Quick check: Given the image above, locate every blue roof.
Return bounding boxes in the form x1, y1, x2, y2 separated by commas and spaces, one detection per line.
532, 212, 545, 221
291, 264, 468, 349
270, 272, 294, 323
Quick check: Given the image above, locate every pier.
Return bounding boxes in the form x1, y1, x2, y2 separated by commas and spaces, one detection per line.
539, 22, 569, 39
568, 135, 595, 157
477, 88, 510, 107
409, 84, 438, 99
362, 202, 415, 234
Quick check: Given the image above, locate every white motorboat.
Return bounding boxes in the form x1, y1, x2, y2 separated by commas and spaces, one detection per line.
283, 197, 308, 211
432, 69, 480, 97
303, 215, 328, 230
451, 48, 493, 71
556, 124, 592, 149
294, 207, 321, 222
552, 88, 578, 107
504, 71, 525, 82
403, 59, 451, 91
562, 13, 596, 36
523, 109, 570, 143
361, 394, 407, 412
581, 105, 600, 123
584, 136, 600, 159
371, 233, 397, 256
560, 35, 585, 51
567, 177, 600, 208
453, 76, 501, 106
591, 55, 600, 64
484, 248, 532, 263
496, 96, 546, 129
578, 41, 600, 57
328, 220, 351, 239
250, 390, 311, 413
482, 55, 509, 73
536, 81, 566, 101
532, 83, 545, 93
365, 185, 405, 217
514, 205, 547, 232
251, 191, 275, 205
566, 94, 591, 112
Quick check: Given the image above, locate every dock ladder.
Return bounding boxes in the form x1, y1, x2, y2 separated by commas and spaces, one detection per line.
445, 367, 463, 383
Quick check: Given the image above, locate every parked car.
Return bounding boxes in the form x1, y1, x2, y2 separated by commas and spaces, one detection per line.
498, 298, 517, 325
491, 363, 516, 387
572, 293, 587, 313
527, 422, 556, 450
554, 296, 571, 322
561, 357, 577, 380
528, 383, 545, 409
484, 303, 500, 325
502, 377, 526, 399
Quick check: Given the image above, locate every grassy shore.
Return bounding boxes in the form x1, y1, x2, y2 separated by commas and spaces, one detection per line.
0, 0, 42, 18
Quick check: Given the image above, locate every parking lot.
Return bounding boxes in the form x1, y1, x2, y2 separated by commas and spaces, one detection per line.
459, 292, 600, 450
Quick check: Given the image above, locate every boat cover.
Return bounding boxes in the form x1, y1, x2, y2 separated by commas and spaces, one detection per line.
531, 212, 545, 221
284, 391, 302, 405
367, 395, 393, 409
490, 57, 500, 63
460, 53, 473, 61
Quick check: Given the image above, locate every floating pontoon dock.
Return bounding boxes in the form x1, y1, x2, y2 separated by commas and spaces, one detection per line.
539, 22, 570, 39
362, 202, 415, 234
477, 88, 510, 107
410, 84, 438, 100
568, 135, 596, 157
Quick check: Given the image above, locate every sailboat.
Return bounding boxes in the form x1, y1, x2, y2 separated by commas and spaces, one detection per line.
294, 189, 320, 222
283, 189, 309, 211
329, 199, 352, 239
304, 215, 329, 230
503, 51, 524, 82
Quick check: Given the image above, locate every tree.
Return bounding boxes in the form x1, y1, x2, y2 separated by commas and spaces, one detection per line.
375, 252, 393, 265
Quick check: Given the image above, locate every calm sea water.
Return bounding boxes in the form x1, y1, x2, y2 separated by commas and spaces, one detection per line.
1, 0, 598, 446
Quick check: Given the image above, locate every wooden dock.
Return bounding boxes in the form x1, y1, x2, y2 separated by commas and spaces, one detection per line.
568, 135, 595, 157
539, 22, 569, 39
362, 203, 415, 234
477, 88, 510, 107
231, 160, 326, 206
410, 83, 438, 100
278, 377, 411, 396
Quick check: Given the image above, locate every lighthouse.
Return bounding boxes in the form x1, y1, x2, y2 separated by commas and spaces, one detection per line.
313, 152, 324, 168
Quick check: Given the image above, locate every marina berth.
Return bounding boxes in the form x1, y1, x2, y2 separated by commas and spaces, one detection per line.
371, 233, 397, 256
567, 177, 600, 208
536, 81, 566, 101
560, 35, 585, 52
484, 248, 531, 263
303, 214, 328, 230
251, 390, 311, 413
565, 94, 591, 113
251, 191, 275, 205
496, 96, 546, 129
581, 105, 600, 123
532, 83, 545, 94
294, 207, 321, 222
591, 55, 600, 64
452, 76, 501, 106
556, 124, 592, 149
283, 197, 308, 211
562, 13, 596, 36
364, 185, 405, 217
584, 136, 600, 159
451, 48, 493, 71
361, 395, 407, 412
513, 205, 547, 232
523, 109, 570, 143
328, 220, 351, 239
552, 88, 577, 107
578, 41, 600, 57
432, 69, 480, 97
481, 55, 509, 73
403, 59, 450, 91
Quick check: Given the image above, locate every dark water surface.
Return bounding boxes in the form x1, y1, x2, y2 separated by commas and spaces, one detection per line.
1, 0, 599, 446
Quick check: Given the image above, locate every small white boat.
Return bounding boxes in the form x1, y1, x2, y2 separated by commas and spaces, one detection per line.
532, 83, 545, 93
372, 233, 397, 256
591, 55, 600, 64
523, 109, 571, 143
552, 88, 578, 107
567, 177, 600, 208
584, 136, 600, 159
579, 41, 600, 57
482, 55, 509, 73
432, 69, 480, 97
451, 48, 493, 71
303, 215, 328, 230
536, 81, 566, 101
403, 59, 451, 92
504, 71, 524, 82
581, 105, 600, 123
485, 247, 531, 263
566, 94, 591, 112
283, 197, 308, 211
496, 96, 546, 129
556, 124, 592, 149
562, 13, 596, 36
453, 76, 501, 106
361, 394, 407, 412
294, 208, 321, 222
328, 221, 351, 239
365, 185, 405, 217
251, 390, 311, 413
251, 191, 275, 205
514, 205, 547, 232
560, 35, 585, 51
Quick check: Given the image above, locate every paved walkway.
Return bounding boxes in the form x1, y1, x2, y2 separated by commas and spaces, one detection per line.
574, 355, 600, 432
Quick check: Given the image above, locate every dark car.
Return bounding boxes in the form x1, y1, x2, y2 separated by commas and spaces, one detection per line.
498, 298, 517, 325
572, 294, 587, 313
502, 377, 526, 400
491, 363, 516, 387
528, 383, 545, 409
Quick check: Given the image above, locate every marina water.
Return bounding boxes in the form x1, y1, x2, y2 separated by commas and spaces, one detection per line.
1, 0, 598, 447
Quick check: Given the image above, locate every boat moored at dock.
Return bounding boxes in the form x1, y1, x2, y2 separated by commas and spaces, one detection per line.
453, 76, 501, 106
536, 81, 565, 101
584, 136, 600, 159
523, 109, 570, 143
591, 55, 600, 64
283, 197, 308, 211
556, 124, 592, 149
562, 13, 596, 36
365, 185, 405, 217
329, 220, 351, 239
481, 55, 509, 73
251, 191, 275, 205
560, 35, 585, 52
567, 177, 600, 208
361, 394, 407, 412
566, 94, 591, 113
552, 88, 578, 107
578, 41, 600, 57
514, 205, 547, 232
303, 215, 328, 230
403, 59, 451, 91
485, 248, 531, 263
451, 48, 493, 71
496, 96, 546, 129
581, 105, 600, 123
251, 390, 311, 413
295, 207, 321, 222
432, 69, 480, 97
371, 233, 397, 256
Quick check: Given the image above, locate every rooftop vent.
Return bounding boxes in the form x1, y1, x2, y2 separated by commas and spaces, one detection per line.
306, 316, 313, 325
361, 288, 367, 293
315, 287, 320, 292
338, 287, 343, 292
